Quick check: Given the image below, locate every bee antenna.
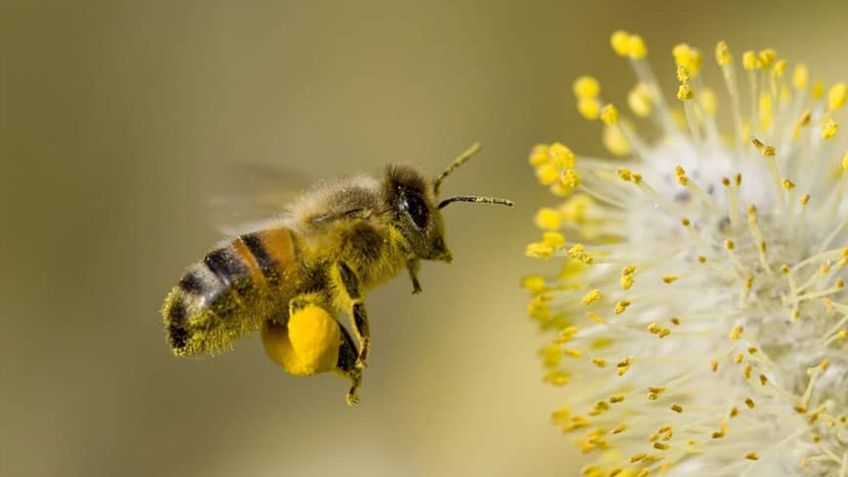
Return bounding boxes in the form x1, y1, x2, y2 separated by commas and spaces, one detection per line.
433, 142, 482, 196
438, 195, 515, 209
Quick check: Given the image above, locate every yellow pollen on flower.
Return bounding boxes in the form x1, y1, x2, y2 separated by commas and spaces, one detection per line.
676, 65, 691, 83
520, 275, 546, 293
541, 232, 566, 249
610, 30, 630, 57
627, 34, 648, 59
525, 242, 553, 260
614, 300, 631, 314
673, 43, 702, 76
662, 275, 679, 284
560, 169, 581, 191
670, 404, 683, 413
568, 244, 594, 264
758, 49, 777, 68
745, 452, 759, 461
535, 163, 559, 185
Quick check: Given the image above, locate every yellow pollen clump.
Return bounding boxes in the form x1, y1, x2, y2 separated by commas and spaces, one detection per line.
534, 207, 562, 231
676, 65, 691, 83
745, 452, 759, 461
541, 232, 566, 249
561, 169, 581, 191
535, 163, 559, 185
614, 300, 631, 314
610, 30, 630, 56
670, 404, 683, 413
525, 242, 553, 260
573, 76, 601, 99
568, 244, 594, 264
627, 35, 648, 59
521, 275, 546, 293
781, 178, 795, 190
758, 49, 777, 68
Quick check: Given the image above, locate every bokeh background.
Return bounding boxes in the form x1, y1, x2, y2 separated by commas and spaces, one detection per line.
2, 1, 847, 476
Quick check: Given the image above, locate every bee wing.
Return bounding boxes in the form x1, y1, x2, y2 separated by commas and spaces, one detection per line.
208, 161, 314, 236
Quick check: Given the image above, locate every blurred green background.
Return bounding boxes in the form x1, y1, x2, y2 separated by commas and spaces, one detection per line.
2, 1, 846, 476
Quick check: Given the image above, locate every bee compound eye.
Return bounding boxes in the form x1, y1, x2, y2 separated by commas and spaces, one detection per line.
404, 194, 429, 229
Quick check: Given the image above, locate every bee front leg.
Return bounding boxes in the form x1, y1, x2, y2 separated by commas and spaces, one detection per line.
406, 258, 422, 294
336, 262, 370, 369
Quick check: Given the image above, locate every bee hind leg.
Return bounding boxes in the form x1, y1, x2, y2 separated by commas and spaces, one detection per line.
406, 258, 422, 294
336, 262, 370, 369
335, 325, 363, 405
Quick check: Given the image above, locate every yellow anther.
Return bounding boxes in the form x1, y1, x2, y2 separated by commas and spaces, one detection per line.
800, 193, 811, 206
724, 239, 735, 251
528, 144, 551, 167
591, 357, 607, 368
632, 173, 643, 184
742, 50, 760, 70
700, 88, 717, 115
711, 358, 718, 372
812, 80, 825, 100
698, 256, 707, 264
627, 34, 647, 59
715, 41, 732, 66
745, 452, 759, 461
822, 119, 838, 140
647, 323, 662, 334
772, 59, 786, 77
675, 165, 689, 185
573, 76, 601, 99
676, 64, 690, 83
677, 84, 694, 101
657, 328, 671, 338
610, 394, 625, 403
670, 404, 683, 413
681, 217, 691, 227
792, 64, 809, 91
627, 83, 652, 117
548, 143, 576, 168
734, 353, 744, 363
582, 289, 602, 306
662, 275, 679, 284
622, 265, 636, 275
534, 207, 562, 231
781, 178, 795, 190
653, 442, 669, 451
620, 274, 634, 290
617, 168, 633, 181
600, 104, 619, 126
730, 325, 744, 340
563, 348, 583, 358
602, 124, 631, 156
828, 82, 847, 110
730, 407, 739, 418
752, 138, 776, 156
759, 374, 768, 385
758, 49, 777, 68
578, 98, 601, 120
610, 30, 630, 56
541, 231, 566, 249
745, 397, 755, 409
614, 300, 631, 314
520, 275, 546, 293
525, 242, 553, 260
670, 317, 681, 325
568, 244, 594, 264
673, 43, 702, 76
712, 430, 725, 439
743, 363, 752, 379
560, 169, 581, 191
535, 163, 559, 185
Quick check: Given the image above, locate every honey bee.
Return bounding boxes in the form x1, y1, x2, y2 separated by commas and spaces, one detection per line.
162, 144, 512, 404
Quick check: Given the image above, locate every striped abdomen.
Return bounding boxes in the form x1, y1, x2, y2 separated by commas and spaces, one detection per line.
162, 227, 299, 356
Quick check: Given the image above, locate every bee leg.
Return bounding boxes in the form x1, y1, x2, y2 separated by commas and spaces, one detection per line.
406, 258, 422, 294
335, 325, 362, 405
337, 262, 370, 368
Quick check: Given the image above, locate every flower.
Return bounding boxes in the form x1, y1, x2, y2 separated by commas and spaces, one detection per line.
524, 31, 847, 477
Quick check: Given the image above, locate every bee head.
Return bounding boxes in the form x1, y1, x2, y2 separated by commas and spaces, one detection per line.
384, 165, 452, 262
383, 143, 514, 263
